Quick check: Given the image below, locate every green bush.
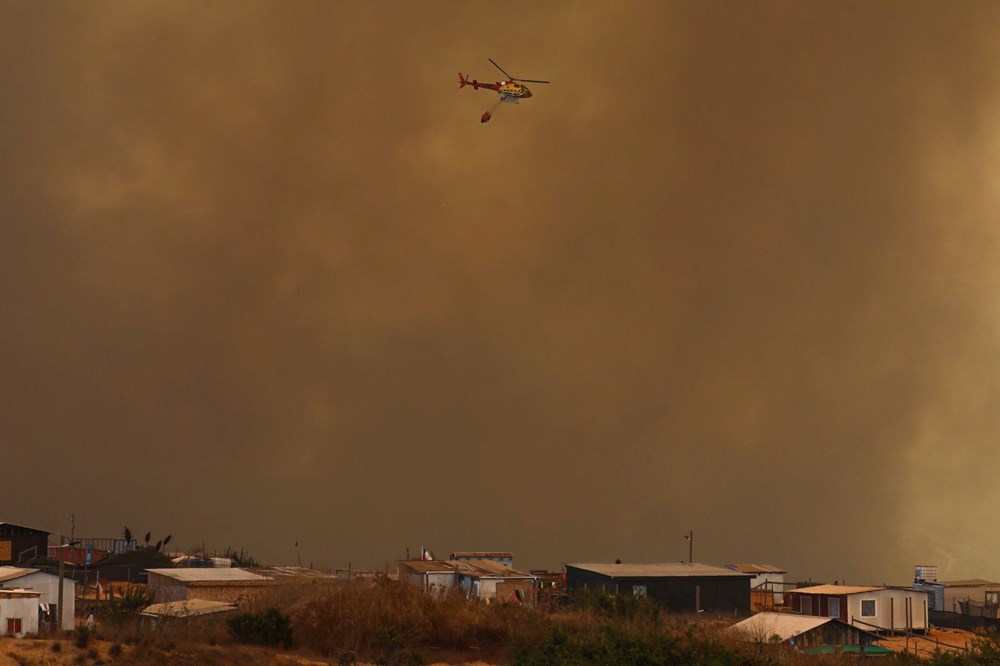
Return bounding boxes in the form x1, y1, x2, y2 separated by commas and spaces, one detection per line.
104, 586, 154, 626
227, 607, 293, 649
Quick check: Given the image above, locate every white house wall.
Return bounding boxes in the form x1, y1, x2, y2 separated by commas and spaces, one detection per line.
848, 590, 928, 632
478, 579, 498, 600
425, 572, 456, 596
1, 572, 74, 630
749, 572, 784, 604
0, 597, 40, 637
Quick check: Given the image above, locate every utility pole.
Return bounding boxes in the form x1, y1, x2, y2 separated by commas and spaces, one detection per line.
685, 530, 693, 563
57, 536, 65, 632
56, 537, 79, 632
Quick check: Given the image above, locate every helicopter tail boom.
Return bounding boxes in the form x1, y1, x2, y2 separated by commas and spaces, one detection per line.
458, 73, 481, 90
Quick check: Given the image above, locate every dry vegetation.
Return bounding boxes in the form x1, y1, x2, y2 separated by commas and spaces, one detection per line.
3, 580, 1000, 664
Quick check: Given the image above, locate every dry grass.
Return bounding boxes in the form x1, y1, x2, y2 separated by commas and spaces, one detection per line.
270, 577, 535, 659
8, 583, 996, 664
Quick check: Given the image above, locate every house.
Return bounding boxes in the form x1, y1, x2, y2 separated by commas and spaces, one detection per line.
452, 560, 535, 602
0, 523, 50, 565
0, 589, 40, 637
787, 584, 929, 633
565, 562, 752, 614
147, 568, 274, 604
725, 564, 785, 608
398, 559, 537, 601
146, 567, 334, 604
728, 611, 881, 651
0, 566, 75, 630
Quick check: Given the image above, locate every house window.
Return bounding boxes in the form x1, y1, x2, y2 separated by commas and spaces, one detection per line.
828, 598, 841, 617
6, 618, 21, 635
987, 592, 999, 605
633, 585, 647, 597
801, 595, 812, 614
861, 599, 876, 617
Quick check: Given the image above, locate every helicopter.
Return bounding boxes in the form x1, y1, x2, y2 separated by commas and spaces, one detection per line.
459, 58, 549, 123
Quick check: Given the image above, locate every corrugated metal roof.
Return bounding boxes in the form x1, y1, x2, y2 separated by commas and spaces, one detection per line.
450, 552, 513, 559
0, 567, 37, 583
146, 568, 269, 583
400, 559, 534, 579
726, 563, 786, 574
568, 563, 751, 578
250, 567, 335, 579
141, 599, 238, 618
399, 560, 457, 573
790, 585, 883, 595
452, 560, 533, 579
729, 612, 832, 640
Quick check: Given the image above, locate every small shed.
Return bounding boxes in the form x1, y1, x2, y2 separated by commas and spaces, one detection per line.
399, 559, 537, 602
146, 567, 332, 604
787, 584, 929, 633
566, 562, 752, 614
0, 589, 40, 637
146, 568, 273, 604
0, 566, 75, 629
452, 560, 535, 602
398, 560, 459, 596
729, 611, 880, 651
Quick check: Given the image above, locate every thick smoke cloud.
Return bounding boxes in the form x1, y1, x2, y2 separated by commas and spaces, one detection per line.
3, 1, 1000, 583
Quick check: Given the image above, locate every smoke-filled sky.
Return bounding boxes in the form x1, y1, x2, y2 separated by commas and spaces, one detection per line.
4, 0, 1000, 584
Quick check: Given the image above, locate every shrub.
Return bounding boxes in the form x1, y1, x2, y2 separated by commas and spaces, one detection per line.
74, 626, 91, 649
227, 607, 293, 649
104, 586, 155, 626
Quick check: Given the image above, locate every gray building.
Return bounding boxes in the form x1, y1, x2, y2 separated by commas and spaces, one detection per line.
565, 562, 752, 614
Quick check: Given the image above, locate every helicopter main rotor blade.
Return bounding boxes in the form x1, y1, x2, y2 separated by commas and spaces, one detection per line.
488, 58, 513, 80
513, 78, 550, 84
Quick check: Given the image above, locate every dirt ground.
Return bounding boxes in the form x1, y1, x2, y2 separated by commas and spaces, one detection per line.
877, 627, 978, 658
0, 637, 327, 666
0, 637, 499, 666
